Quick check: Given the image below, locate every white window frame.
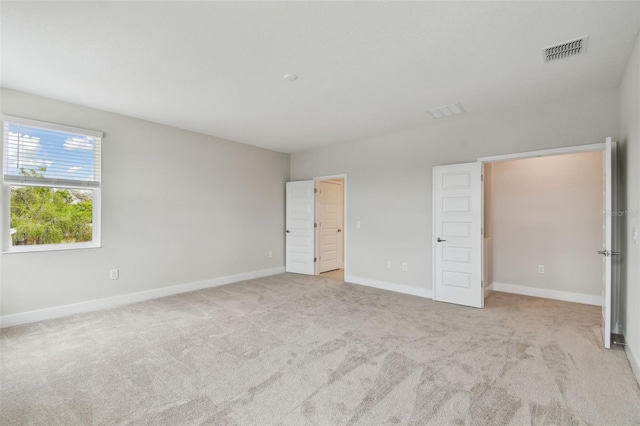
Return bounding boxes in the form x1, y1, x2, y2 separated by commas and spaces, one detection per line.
2, 116, 102, 253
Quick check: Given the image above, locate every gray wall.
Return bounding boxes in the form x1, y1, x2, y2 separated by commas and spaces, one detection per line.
291, 88, 619, 291
0, 89, 290, 316
490, 152, 603, 297
619, 30, 640, 379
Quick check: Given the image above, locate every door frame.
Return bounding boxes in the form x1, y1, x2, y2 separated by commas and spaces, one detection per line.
313, 174, 348, 276
477, 143, 604, 164
477, 142, 620, 335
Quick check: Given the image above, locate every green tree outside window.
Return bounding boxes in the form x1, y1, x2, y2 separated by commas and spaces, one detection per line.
10, 167, 93, 246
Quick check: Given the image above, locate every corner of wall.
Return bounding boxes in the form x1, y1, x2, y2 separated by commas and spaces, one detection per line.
618, 24, 640, 387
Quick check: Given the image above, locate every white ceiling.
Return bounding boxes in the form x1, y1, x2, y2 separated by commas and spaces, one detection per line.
2, 1, 639, 154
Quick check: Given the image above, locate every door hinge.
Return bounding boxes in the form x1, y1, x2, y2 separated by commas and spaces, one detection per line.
481, 280, 484, 288
314, 223, 318, 228
481, 174, 484, 182
314, 188, 318, 194
314, 257, 317, 262
481, 227, 484, 235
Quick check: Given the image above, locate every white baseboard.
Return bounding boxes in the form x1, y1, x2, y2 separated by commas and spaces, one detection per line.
484, 282, 494, 299
491, 282, 602, 306
344, 274, 433, 299
0, 267, 285, 328
626, 342, 640, 387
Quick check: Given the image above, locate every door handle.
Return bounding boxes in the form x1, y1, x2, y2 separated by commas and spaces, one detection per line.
597, 250, 620, 256
598, 250, 608, 256
611, 251, 620, 256
337, 229, 342, 233
286, 230, 291, 233
437, 238, 446, 242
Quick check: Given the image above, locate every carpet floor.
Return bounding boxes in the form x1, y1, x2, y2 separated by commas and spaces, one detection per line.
1, 273, 639, 425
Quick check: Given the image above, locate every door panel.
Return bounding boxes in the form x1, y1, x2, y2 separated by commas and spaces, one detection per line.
317, 181, 343, 273
433, 163, 483, 308
286, 181, 315, 275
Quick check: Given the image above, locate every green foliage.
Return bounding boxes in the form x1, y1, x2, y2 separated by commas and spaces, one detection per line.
10, 168, 93, 246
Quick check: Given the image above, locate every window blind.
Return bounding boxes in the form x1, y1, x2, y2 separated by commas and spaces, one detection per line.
3, 116, 102, 188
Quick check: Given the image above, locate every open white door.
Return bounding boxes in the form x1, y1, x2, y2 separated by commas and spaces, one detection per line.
600, 137, 616, 349
433, 162, 483, 308
317, 180, 343, 273
286, 181, 315, 275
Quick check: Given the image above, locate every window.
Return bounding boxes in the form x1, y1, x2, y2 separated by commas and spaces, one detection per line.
2, 116, 102, 252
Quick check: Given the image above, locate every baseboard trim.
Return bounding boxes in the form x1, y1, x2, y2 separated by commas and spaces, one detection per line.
0, 267, 285, 328
491, 282, 602, 306
344, 274, 433, 299
484, 282, 494, 299
625, 343, 640, 387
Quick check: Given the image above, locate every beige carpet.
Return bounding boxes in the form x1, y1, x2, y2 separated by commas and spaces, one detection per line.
320, 268, 344, 281
1, 273, 639, 425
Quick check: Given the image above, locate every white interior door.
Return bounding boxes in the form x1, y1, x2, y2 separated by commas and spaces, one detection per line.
317, 180, 343, 273
286, 181, 315, 275
600, 137, 615, 349
433, 162, 483, 308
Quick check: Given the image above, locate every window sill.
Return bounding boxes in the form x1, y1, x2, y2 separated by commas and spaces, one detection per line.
2, 242, 101, 254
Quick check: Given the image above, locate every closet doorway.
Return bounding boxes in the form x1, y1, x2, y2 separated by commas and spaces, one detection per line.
433, 140, 619, 348
480, 140, 619, 349
483, 151, 604, 305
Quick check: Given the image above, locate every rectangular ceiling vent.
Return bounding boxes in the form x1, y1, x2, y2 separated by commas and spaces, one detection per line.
428, 103, 464, 119
543, 36, 588, 62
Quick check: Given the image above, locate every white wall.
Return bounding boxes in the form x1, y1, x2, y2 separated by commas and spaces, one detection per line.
619, 30, 640, 381
291, 88, 619, 294
0, 88, 289, 317
490, 152, 603, 299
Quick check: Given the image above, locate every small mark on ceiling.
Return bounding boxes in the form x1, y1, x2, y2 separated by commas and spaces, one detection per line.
428, 103, 465, 119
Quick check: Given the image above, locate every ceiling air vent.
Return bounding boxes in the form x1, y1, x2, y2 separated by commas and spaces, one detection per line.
428, 103, 464, 119
543, 36, 588, 62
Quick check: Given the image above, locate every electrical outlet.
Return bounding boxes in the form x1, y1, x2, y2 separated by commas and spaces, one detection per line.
537, 265, 545, 274
386, 261, 392, 269
110, 269, 119, 280
268, 251, 273, 258
402, 263, 408, 272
